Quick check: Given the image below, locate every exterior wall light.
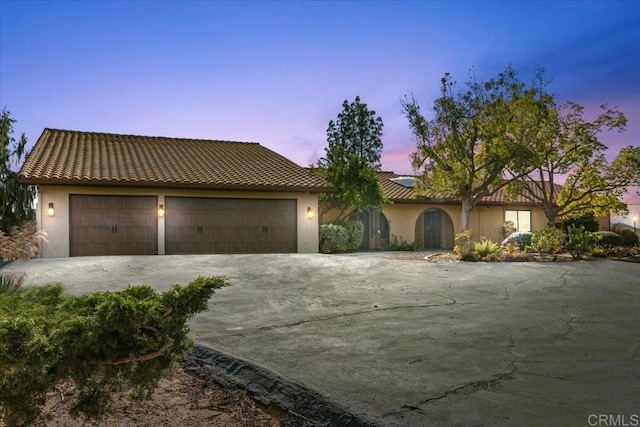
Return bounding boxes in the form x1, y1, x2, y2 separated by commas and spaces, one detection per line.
47, 202, 55, 217
158, 204, 165, 217
307, 207, 314, 219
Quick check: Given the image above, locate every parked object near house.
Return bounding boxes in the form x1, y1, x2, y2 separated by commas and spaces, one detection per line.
323, 171, 610, 250
18, 129, 333, 257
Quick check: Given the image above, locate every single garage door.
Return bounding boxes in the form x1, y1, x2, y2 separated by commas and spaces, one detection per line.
165, 197, 297, 254
70, 195, 158, 256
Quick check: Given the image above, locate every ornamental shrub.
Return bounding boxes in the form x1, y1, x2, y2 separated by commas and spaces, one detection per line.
454, 229, 474, 261
320, 223, 349, 253
502, 221, 516, 238
613, 228, 639, 247
501, 231, 532, 249
343, 220, 365, 251
0, 276, 226, 426
389, 235, 415, 251
593, 231, 624, 248
473, 239, 499, 258
0, 274, 25, 296
530, 227, 565, 254
566, 224, 596, 259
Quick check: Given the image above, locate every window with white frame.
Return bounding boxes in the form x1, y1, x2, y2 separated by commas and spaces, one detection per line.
505, 210, 531, 232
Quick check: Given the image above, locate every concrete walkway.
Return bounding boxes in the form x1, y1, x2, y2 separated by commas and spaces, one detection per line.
3, 254, 640, 426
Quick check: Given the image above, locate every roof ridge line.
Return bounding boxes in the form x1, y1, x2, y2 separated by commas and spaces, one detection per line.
42, 128, 260, 145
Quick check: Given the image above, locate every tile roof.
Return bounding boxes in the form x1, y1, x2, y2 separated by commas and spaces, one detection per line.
19, 129, 333, 192
378, 171, 562, 205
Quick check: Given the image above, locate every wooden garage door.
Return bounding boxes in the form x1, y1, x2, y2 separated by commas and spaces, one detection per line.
165, 197, 297, 254
70, 195, 158, 256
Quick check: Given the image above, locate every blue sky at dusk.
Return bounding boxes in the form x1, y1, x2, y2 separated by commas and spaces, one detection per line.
1, 1, 639, 222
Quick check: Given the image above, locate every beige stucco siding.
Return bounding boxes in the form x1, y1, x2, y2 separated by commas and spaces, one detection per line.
322, 202, 549, 247
36, 185, 319, 257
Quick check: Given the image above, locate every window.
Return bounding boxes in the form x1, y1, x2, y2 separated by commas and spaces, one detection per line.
505, 210, 531, 232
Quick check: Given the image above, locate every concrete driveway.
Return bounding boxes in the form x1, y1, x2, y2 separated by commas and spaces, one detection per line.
3, 254, 639, 426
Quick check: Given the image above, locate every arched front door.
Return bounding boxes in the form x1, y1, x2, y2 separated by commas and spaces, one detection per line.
415, 208, 454, 250
355, 208, 390, 250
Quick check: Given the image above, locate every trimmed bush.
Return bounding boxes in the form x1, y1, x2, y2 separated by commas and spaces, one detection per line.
617, 229, 639, 247
343, 220, 365, 252
320, 223, 349, 253
501, 231, 532, 249
593, 231, 624, 248
530, 227, 565, 254
566, 224, 596, 259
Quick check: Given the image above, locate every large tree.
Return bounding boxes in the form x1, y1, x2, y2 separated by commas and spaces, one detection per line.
516, 101, 638, 226
1, 109, 35, 232
403, 66, 552, 231
314, 96, 385, 222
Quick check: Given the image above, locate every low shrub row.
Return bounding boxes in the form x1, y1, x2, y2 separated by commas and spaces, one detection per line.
458, 226, 639, 262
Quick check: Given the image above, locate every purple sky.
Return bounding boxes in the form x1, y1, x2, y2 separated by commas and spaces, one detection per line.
1, 1, 639, 224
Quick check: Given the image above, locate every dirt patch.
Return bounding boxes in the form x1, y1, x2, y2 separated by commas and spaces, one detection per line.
41, 368, 283, 426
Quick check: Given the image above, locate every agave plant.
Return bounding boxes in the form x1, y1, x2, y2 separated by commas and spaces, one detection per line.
0, 274, 26, 296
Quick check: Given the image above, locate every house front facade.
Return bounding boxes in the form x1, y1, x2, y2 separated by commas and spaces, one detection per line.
19, 129, 333, 257
326, 172, 607, 251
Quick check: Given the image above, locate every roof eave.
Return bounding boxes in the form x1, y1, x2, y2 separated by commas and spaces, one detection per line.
18, 177, 335, 193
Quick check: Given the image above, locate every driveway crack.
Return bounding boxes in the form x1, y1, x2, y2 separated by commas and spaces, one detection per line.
224, 298, 458, 336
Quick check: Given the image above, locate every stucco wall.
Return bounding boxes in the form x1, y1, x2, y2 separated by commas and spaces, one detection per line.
322, 202, 550, 248
37, 185, 319, 257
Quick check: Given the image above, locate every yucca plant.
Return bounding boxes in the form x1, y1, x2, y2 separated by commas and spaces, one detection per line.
473, 239, 499, 258
0, 274, 25, 296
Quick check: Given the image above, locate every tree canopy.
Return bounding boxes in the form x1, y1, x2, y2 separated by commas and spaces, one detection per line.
403, 66, 551, 231
1, 109, 35, 232
314, 96, 386, 222
516, 101, 637, 225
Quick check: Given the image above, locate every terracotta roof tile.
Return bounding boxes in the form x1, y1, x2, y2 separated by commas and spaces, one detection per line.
19, 129, 333, 192
378, 171, 562, 205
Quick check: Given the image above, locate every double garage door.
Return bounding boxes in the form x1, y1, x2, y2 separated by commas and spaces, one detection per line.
70, 195, 297, 256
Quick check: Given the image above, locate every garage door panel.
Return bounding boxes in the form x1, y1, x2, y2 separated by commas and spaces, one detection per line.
165, 197, 297, 254
70, 195, 158, 256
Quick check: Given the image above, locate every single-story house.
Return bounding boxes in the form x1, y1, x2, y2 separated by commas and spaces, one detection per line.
323, 171, 610, 250
18, 129, 333, 257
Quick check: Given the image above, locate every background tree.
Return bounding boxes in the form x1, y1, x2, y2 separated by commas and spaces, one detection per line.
314, 96, 385, 222
516, 101, 637, 226
1, 109, 35, 232
403, 66, 552, 231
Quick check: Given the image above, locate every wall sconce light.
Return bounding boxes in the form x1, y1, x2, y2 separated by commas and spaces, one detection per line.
47, 202, 55, 217
306, 207, 314, 219
158, 204, 165, 217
